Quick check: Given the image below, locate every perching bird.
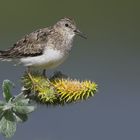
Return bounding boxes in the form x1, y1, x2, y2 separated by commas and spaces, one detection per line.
0, 17, 86, 75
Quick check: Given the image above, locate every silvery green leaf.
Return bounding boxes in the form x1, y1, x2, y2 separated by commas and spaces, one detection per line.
13, 112, 28, 122
0, 101, 5, 105
0, 101, 5, 112
0, 112, 4, 120
14, 98, 30, 105
0, 111, 16, 138
13, 97, 36, 114
13, 92, 27, 102
2, 80, 14, 102
13, 104, 36, 114
0, 101, 5, 120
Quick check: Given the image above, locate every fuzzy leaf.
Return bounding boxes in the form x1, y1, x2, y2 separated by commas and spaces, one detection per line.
14, 105, 35, 114
0, 101, 5, 105
13, 92, 28, 102
2, 80, 14, 102
14, 98, 30, 105
13, 99, 36, 114
13, 112, 28, 122
0, 101, 5, 112
0, 101, 6, 121
0, 111, 16, 138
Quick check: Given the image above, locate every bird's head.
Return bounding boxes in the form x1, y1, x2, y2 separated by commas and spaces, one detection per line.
54, 17, 87, 39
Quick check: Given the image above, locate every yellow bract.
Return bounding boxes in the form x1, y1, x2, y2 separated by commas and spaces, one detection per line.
52, 79, 97, 103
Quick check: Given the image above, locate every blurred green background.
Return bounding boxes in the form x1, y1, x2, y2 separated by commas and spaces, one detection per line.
0, 0, 140, 140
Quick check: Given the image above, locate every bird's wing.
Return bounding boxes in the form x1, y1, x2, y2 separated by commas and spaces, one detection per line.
2, 27, 52, 58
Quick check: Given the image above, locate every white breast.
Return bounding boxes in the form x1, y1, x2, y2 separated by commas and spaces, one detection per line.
20, 48, 68, 69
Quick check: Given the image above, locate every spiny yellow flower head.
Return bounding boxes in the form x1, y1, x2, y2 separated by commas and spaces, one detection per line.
52, 78, 97, 103
22, 72, 98, 105
22, 73, 57, 104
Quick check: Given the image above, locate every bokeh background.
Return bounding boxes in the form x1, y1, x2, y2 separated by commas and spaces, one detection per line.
0, 0, 140, 140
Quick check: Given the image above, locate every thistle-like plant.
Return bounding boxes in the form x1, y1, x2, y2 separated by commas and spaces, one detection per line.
0, 72, 98, 138
22, 72, 97, 105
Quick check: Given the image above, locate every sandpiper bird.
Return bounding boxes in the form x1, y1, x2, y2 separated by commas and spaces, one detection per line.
0, 17, 86, 75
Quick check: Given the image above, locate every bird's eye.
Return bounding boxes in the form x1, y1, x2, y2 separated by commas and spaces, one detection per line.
65, 23, 69, 27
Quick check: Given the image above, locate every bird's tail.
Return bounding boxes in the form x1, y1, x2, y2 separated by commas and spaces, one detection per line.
0, 50, 4, 59
0, 50, 12, 61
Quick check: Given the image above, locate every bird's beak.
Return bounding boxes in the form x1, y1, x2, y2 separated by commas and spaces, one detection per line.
74, 29, 87, 39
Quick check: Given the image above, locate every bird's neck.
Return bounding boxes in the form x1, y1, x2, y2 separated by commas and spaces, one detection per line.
61, 33, 74, 53
50, 30, 75, 53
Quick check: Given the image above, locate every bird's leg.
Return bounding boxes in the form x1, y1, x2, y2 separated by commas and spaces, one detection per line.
42, 69, 52, 85
26, 67, 33, 82
26, 67, 36, 94
42, 69, 46, 77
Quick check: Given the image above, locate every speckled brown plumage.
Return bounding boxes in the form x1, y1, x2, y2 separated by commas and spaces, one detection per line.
0, 27, 52, 58
0, 17, 78, 59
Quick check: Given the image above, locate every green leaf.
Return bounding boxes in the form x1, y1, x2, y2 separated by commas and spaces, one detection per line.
13, 104, 36, 114
0, 101, 5, 105
2, 80, 14, 102
13, 93, 36, 114
0, 101, 6, 120
0, 111, 16, 138
16, 99, 30, 105
13, 91, 28, 102
13, 112, 28, 122
0, 101, 5, 112
0, 112, 4, 120
12, 97, 36, 114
